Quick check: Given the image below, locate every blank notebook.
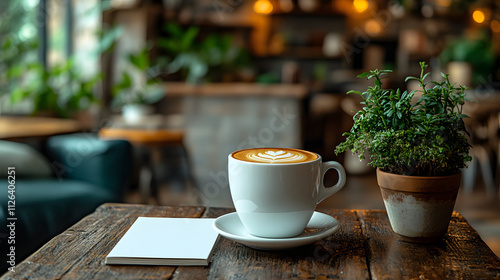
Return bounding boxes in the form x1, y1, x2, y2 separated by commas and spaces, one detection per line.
105, 217, 219, 266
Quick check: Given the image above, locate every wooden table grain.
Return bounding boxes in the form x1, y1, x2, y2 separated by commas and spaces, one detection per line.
3, 203, 500, 279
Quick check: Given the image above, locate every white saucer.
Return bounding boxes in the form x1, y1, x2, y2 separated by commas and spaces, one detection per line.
212, 211, 340, 250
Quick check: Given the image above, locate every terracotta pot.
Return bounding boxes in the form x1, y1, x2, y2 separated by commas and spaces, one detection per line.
376, 169, 461, 243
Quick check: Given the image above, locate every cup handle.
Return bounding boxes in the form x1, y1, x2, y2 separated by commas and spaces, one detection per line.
317, 161, 346, 203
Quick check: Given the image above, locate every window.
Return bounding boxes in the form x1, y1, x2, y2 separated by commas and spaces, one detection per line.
0, 0, 103, 115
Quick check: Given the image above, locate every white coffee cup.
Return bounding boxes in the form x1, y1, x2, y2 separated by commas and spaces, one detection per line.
228, 148, 346, 238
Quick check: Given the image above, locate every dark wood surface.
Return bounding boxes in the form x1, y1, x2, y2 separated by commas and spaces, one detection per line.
3, 203, 500, 279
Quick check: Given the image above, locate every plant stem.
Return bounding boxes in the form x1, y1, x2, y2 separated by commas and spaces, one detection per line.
419, 64, 428, 95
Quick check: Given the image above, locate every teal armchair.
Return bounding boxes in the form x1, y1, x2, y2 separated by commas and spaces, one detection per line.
0, 134, 132, 272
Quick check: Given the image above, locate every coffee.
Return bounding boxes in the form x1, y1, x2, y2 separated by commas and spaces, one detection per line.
228, 148, 346, 238
231, 148, 318, 164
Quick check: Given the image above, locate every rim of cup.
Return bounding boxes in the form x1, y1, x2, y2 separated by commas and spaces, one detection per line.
229, 148, 322, 166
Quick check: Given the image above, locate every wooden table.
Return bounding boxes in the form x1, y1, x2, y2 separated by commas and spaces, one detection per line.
4, 203, 500, 279
0, 116, 82, 141
98, 127, 185, 147
98, 128, 191, 204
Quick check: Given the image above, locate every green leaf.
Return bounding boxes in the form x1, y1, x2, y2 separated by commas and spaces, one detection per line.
405, 76, 419, 82
10, 87, 29, 103
128, 49, 149, 70
97, 25, 123, 54
112, 72, 133, 96
422, 72, 430, 81
158, 38, 181, 53
180, 26, 199, 51
357, 72, 370, 78
164, 22, 183, 37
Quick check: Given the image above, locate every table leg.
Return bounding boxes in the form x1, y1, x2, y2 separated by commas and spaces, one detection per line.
138, 147, 159, 204
139, 165, 152, 204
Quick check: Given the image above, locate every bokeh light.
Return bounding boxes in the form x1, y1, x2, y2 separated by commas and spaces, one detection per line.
435, 0, 451, 8
472, 10, 485, 24
254, 0, 274, 15
353, 0, 369, 13
279, 0, 294, 13
23, 0, 39, 9
19, 23, 37, 41
365, 19, 381, 35
491, 19, 500, 33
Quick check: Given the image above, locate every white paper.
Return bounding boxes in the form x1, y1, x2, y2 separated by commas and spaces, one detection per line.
105, 217, 219, 266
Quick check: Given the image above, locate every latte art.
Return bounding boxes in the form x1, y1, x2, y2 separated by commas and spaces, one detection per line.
232, 148, 318, 164
250, 150, 305, 163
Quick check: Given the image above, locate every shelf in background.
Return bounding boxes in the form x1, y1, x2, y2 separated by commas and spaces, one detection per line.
270, 2, 345, 18
256, 47, 343, 60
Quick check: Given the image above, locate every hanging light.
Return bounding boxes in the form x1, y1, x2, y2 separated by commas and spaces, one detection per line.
254, 0, 274, 15
353, 0, 369, 13
472, 9, 486, 24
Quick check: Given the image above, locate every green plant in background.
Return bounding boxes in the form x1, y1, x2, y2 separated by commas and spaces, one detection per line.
0, 0, 122, 117
0, 34, 38, 106
313, 62, 327, 83
111, 47, 164, 108
439, 30, 494, 85
0, 1, 38, 113
158, 23, 204, 84
335, 62, 472, 176
3, 26, 121, 117
158, 23, 251, 84
8, 57, 101, 117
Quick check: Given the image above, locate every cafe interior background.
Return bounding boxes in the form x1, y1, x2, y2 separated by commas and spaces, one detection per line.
1, 0, 500, 262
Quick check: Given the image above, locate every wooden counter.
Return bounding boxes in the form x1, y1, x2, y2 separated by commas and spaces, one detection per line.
164, 82, 308, 99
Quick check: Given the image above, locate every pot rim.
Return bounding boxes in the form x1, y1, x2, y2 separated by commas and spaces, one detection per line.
376, 168, 461, 193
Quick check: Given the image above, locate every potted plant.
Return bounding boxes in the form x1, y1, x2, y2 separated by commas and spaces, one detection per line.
335, 62, 472, 243
439, 30, 494, 86
112, 47, 164, 124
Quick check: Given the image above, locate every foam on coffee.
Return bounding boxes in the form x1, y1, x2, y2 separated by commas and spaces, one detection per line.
232, 148, 318, 164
